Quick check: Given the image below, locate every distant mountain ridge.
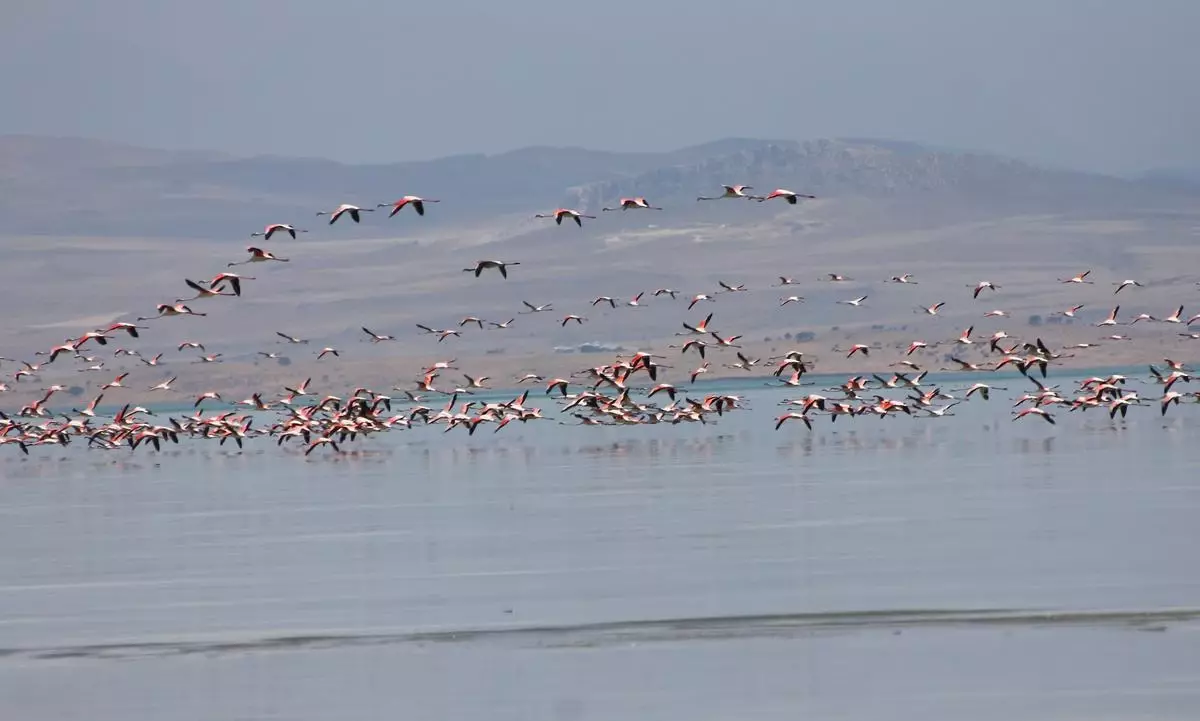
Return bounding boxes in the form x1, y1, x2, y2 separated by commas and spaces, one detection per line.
569, 138, 1184, 213
1138, 166, 1200, 191
1, 134, 1196, 238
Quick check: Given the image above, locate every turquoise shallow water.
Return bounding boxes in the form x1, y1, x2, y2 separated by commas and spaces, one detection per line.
1, 368, 1199, 720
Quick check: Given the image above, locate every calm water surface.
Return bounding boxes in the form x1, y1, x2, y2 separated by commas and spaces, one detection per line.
1, 373, 1198, 720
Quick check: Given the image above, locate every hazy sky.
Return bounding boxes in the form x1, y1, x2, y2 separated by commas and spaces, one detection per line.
5, 0, 1198, 174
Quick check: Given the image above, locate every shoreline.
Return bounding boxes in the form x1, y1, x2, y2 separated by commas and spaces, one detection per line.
1, 361, 1167, 418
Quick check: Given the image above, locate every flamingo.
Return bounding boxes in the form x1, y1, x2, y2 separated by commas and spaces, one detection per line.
207, 272, 254, 297
601, 197, 661, 211
305, 437, 341, 456
774, 412, 813, 430
1014, 407, 1055, 424
148, 376, 177, 392
251, 224, 306, 240
1096, 306, 1121, 327
970, 281, 1000, 299
362, 327, 395, 342
73, 393, 105, 418
103, 322, 147, 338
678, 313, 714, 335
229, 247, 289, 266
177, 279, 236, 302
1058, 270, 1093, 284
697, 185, 754, 201
316, 204, 374, 224
378, 196, 440, 217
463, 260, 520, 278
101, 373, 129, 390
194, 391, 222, 407
137, 304, 206, 320
535, 209, 595, 226
755, 189, 816, 204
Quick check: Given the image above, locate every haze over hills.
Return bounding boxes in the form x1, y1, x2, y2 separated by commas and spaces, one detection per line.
2, 133, 1199, 403
4, 134, 1198, 239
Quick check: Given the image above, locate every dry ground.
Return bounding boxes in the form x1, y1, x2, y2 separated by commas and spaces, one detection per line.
3, 200, 1200, 408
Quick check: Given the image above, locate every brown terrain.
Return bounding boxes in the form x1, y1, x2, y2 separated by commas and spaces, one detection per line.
2, 135, 1199, 408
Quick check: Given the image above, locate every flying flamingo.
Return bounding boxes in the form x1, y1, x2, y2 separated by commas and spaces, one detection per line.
177, 279, 236, 302
1058, 270, 1093, 284
1013, 407, 1055, 424
251, 224, 306, 240
535, 209, 595, 226
602, 197, 661, 211
229, 246, 289, 266
1096, 306, 1121, 327
378, 196, 440, 217
316, 204, 375, 224
138, 304, 206, 320
362, 327, 395, 342
970, 281, 1000, 299
678, 313, 714, 335
697, 185, 754, 201
755, 189, 816, 204
463, 260, 520, 278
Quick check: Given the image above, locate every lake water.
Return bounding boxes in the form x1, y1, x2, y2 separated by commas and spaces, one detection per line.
2, 371, 1199, 720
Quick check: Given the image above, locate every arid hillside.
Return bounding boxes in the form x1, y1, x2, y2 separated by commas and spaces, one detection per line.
2, 135, 1199, 405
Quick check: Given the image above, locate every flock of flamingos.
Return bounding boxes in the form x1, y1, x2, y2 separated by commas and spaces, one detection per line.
2, 185, 1199, 458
